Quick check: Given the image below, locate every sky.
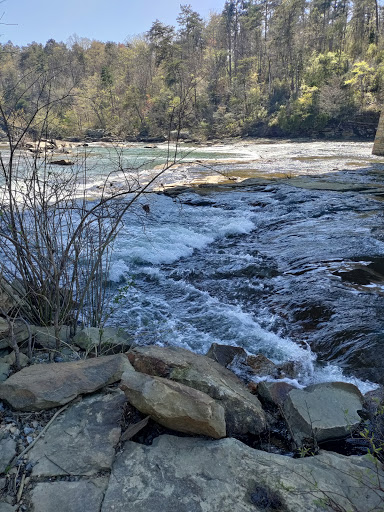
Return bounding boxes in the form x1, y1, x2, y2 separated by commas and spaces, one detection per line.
0, 0, 225, 47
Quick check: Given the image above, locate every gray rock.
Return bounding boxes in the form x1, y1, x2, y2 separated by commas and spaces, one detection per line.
120, 371, 226, 438
0, 435, 16, 474
128, 346, 266, 435
0, 353, 133, 411
29, 390, 126, 477
102, 435, 384, 512
0, 503, 16, 512
1, 351, 29, 368
283, 382, 364, 445
0, 364, 10, 383
31, 478, 108, 512
73, 326, 132, 351
206, 343, 247, 367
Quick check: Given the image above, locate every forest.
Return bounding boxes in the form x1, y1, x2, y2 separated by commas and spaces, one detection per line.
0, 0, 384, 141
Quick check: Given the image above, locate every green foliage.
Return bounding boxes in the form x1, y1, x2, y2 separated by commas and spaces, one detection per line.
1, 0, 383, 140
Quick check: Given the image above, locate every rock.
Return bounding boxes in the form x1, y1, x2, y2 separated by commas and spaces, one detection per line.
246, 354, 278, 377
283, 382, 364, 445
128, 346, 266, 435
277, 360, 299, 379
0, 353, 133, 411
51, 159, 74, 166
206, 343, 247, 367
257, 381, 295, 407
31, 478, 108, 512
73, 326, 132, 351
0, 435, 16, 473
0, 363, 10, 383
0, 279, 25, 315
1, 324, 71, 350
120, 371, 226, 438
102, 434, 384, 512
29, 391, 125, 476
0, 504, 16, 512
1, 351, 29, 368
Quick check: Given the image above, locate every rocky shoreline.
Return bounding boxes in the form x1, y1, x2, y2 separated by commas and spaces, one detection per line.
0, 333, 383, 511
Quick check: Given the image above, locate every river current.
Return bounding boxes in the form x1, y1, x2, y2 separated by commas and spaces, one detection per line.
2, 140, 383, 392
97, 140, 384, 393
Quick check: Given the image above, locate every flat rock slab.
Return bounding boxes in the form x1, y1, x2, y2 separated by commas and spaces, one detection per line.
29, 390, 125, 477
73, 327, 132, 351
0, 435, 16, 474
102, 435, 384, 512
128, 346, 265, 435
0, 503, 16, 512
120, 371, 226, 438
283, 382, 364, 445
0, 354, 133, 410
30, 478, 108, 512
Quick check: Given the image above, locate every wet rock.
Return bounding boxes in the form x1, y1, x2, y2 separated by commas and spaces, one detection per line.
102, 434, 384, 512
120, 371, 226, 439
0, 354, 133, 411
128, 346, 266, 435
51, 159, 74, 166
246, 354, 278, 377
283, 382, 364, 446
29, 390, 125, 477
73, 326, 132, 351
31, 478, 108, 512
276, 360, 298, 379
0, 435, 16, 473
206, 343, 247, 367
257, 381, 295, 407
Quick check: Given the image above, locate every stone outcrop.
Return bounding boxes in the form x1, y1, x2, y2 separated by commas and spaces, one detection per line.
101, 434, 384, 512
128, 345, 266, 435
28, 391, 125, 477
120, 371, 226, 438
0, 354, 133, 411
283, 382, 364, 445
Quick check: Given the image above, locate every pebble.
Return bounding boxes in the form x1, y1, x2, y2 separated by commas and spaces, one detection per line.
26, 436, 34, 444
23, 427, 34, 435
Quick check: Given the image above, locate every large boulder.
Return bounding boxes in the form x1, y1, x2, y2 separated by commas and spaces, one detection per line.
101, 435, 384, 512
29, 391, 126, 477
0, 354, 133, 411
120, 371, 226, 439
128, 346, 266, 435
283, 382, 364, 446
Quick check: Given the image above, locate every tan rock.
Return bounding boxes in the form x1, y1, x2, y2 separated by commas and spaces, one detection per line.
128, 346, 266, 435
0, 354, 133, 411
120, 370, 226, 438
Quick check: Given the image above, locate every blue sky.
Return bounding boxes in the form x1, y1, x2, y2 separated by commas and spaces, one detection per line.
0, 0, 225, 47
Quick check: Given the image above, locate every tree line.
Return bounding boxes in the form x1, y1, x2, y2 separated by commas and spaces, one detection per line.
1, 0, 383, 141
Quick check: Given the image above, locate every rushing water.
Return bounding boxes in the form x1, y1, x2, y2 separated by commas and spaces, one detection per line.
100, 146, 384, 393
2, 140, 383, 392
